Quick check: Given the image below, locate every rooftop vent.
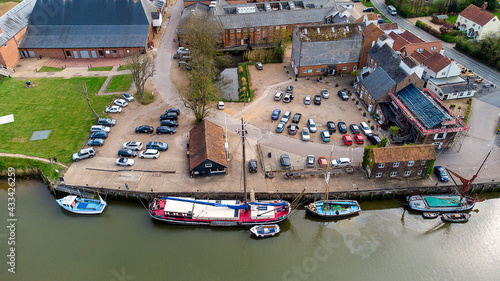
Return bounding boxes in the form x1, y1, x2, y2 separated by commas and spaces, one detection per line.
237, 6, 256, 14
304, 28, 308, 34
317, 27, 321, 34
331, 27, 335, 33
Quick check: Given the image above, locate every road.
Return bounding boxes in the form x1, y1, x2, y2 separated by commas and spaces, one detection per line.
371, 0, 500, 88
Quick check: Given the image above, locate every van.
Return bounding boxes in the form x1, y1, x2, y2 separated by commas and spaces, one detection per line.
90, 125, 110, 133
72, 147, 96, 161
387, 5, 397, 15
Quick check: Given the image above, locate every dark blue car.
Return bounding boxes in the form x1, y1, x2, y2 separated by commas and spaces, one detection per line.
271, 109, 281, 120
90, 131, 108, 139
338, 122, 347, 134
434, 166, 449, 182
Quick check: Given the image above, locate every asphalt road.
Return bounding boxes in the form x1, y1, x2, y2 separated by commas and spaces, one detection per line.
371, 0, 500, 87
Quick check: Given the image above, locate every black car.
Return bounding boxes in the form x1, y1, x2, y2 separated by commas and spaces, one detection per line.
160, 112, 179, 120
146, 141, 169, 151
292, 113, 302, 123
287, 124, 299, 135
97, 118, 116, 127
280, 154, 291, 169
135, 125, 154, 134
349, 124, 360, 134
118, 149, 137, 158
160, 119, 179, 127
314, 95, 321, 105
338, 122, 347, 134
367, 133, 382, 145
338, 90, 349, 101
90, 131, 108, 139
249, 159, 258, 173
156, 126, 176, 134
165, 108, 180, 116
326, 121, 336, 133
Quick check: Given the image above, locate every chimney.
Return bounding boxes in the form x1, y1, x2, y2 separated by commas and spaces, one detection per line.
481, 2, 487, 12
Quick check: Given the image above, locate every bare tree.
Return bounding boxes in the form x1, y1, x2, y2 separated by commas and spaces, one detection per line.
129, 51, 155, 103
81, 81, 100, 121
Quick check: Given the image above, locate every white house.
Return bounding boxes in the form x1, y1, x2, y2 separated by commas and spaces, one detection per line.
421, 52, 461, 81
427, 76, 476, 100
456, 3, 500, 40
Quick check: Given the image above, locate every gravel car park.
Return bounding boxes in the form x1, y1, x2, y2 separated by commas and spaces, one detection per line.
135, 125, 154, 134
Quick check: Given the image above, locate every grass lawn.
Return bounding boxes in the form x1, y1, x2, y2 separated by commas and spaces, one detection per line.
38, 66, 64, 72
447, 15, 457, 24
135, 91, 156, 105
0, 157, 65, 180
106, 74, 133, 92
0, 76, 111, 166
88, 66, 113, 71
118, 64, 133, 71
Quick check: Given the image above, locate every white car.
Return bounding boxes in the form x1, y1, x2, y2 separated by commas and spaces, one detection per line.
359, 122, 373, 135
114, 99, 128, 107
307, 119, 317, 133
304, 95, 311, 105
90, 125, 110, 133
321, 89, 330, 99
123, 141, 143, 151
217, 101, 225, 110
116, 157, 134, 166
301, 127, 310, 141
139, 149, 160, 159
105, 106, 122, 113
122, 93, 134, 102
281, 111, 291, 123
331, 158, 352, 168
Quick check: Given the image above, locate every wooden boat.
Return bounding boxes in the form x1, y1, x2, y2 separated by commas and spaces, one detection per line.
250, 224, 280, 237
422, 212, 440, 219
441, 213, 470, 223
56, 195, 107, 214
408, 194, 476, 213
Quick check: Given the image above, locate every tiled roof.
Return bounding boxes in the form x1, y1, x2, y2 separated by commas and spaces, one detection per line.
366, 13, 378, 21
388, 31, 409, 52
459, 4, 496, 26
379, 22, 398, 31
399, 30, 424, 43
362, 23, 383, 36
0, 0, 35, 46
404, 41, 442, 56
422, 52, 451, 73
189, 120, 228, 171
410, 51, 427, 64
372, 144, 436, 163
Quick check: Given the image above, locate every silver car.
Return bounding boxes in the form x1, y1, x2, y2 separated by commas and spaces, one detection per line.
123, 141, 143, 151
304, 95, 311, 105
281, 111, 291, 123
301, 127, 310, 141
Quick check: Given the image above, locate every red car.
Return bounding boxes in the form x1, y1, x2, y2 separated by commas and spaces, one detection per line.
317, 156, 328, 168
342, 134, 353, 146
354, 134, 364, 144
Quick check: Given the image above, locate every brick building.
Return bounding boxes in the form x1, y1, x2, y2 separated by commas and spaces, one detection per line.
364, 144, 436, 180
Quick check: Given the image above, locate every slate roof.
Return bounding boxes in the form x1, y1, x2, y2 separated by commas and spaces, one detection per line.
361, 67, 395, 100
422, 52, 451, 73
459, 4, 496, 26
0, 0, 36, 46
19, 0, 156, 49
372, 144, 436, 163
429, 76, 471, 94
368, 43, 407, 83
189, 120, 228, 171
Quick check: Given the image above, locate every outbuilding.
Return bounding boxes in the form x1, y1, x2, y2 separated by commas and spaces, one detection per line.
189, 120, 228, 177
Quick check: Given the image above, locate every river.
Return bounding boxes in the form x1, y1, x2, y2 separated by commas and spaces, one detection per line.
1, 181, 499, 281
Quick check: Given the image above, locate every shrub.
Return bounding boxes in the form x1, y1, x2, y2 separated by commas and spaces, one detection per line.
295, 77, 298, 81
335, 83, 339, 87
355, 100, 359, 104
370, 125, 375, 130
363, 112, 367, 116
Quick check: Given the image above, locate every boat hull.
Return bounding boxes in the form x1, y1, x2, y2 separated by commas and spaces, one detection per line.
56, 196, 106, 215
441, 213, 470, 223
407, 194, 475, 213
250, 225, 280, 237
305, 200, 361, 219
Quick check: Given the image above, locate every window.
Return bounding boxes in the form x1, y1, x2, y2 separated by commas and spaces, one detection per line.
404, 171, 411, 176
230, 29, 235, 33
321, 68, 325, 72
416, 48, 422, 53
105, 50, 110, 54
408, 161, 414, 166
307, 69, 312, 73
393, 162, 400, 167
421, 160, 426, 165
65, 51, 71, 58
378, 163, 385, 168
434, 133, 446, 140
237, 29, 241, 33
205, 163, 212, 168
303, 69, 308, 73
390, 171, 397, 177
112, 50, 117, 54
375, 172, 382, 178
417, 170, 422, 175
316, 69, 321, 72
342, 67, 347, 71
98, 50, 104, 57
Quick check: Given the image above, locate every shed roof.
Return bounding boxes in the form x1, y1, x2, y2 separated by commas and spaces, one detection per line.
0, 0, 36, 46
459, 4, 496, 26
189, 120, 228, 171
372, 144, 436, 163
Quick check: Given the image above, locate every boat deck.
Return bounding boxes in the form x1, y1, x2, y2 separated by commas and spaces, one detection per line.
425, 196, 461, 207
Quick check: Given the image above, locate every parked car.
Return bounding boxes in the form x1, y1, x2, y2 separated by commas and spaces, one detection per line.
271, 109, 281, 120
72, 147, 96, 161
105, 106, 122, 113
326, 121, 336, 134
292, 113, 302, 123
307, 119, 317, 133
159, 120, 178, 128
343, 134, 353, 145
116, 157, 134, 166
349, 124, 360, 134
165, 108, 180, 116
135, 125, 154, 134
317, 156, 328, 168
114, 99, 128, 107
281, 111, 291, 123
156, 126, 176, 134
337, 90, 349, 101
338, 122, 347, 134
306, 155, 315, 168
280, 154, 291, 169
434, 166, 449, 182
90, 125, 110, 133
123, 141, 143, 151
314, 95, 321, 105
331, 158, 352, 168
367, 133, 382, 145
363, 7, 374, 12
276, 122, 286, 133
283, 93, 294, 103
249, 159, 258, 173
378, 18, 387, 24
122, 93, 134, 102
255, 62, 263, 70
118, 149, 137, 158
321, 89, 329, 99
146, 141, 169, 151
160, 112, 179, 120
217, 101, 225, 110
301, 127, 310, 141
288, 123, 298, 135
304, 95, 311, 105
87, 138, 105, 147
320, 130, 331, 142
97, 118, 116, 127
139, 149, 160, 159
354, 134, 364, 144
286, 85, 294, 93
274, 91, 284, 101
359, 122, 373, 135
90, 131, 108, 139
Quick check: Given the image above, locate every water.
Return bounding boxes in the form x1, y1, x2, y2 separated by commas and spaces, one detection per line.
1, 181, 500, 281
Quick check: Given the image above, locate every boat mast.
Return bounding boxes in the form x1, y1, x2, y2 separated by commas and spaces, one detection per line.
241, 117, 248, 204
323, 142, 335, 204
446, 148, 494, 195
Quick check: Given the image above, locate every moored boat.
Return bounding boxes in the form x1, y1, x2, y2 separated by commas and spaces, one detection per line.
422, 211, 440, 219
250, 224, 280, 237
305, 200, 361, 219
441, 213, 470, 223
408, 194, 476, 213
56, 195, 107, 214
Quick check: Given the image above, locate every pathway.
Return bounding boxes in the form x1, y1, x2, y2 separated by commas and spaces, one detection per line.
0, 152, 69, 168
